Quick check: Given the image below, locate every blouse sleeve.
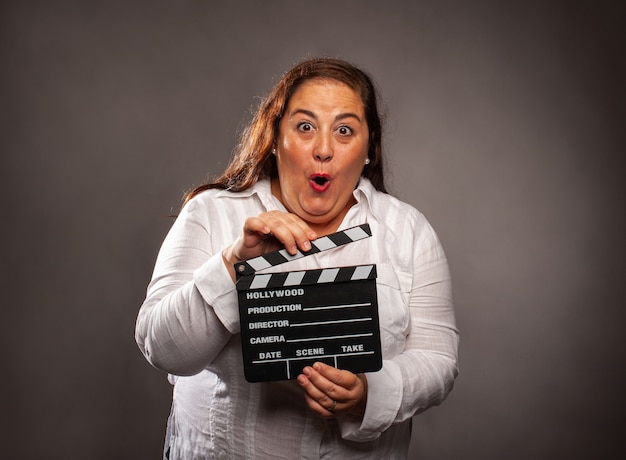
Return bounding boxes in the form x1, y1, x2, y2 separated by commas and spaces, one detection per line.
339, 213, 459, 441
135, 197, 241, 376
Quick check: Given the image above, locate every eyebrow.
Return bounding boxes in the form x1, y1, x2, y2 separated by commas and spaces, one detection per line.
291, 108, 363, 123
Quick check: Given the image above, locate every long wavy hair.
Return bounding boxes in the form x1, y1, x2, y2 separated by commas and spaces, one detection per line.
183, 58, 387, 205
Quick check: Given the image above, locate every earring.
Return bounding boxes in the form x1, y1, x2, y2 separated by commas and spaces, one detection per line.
364, 158, 370, 165
271, 148, 277, 156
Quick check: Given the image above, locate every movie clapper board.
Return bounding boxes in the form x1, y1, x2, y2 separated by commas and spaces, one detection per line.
234, 223, 382, 383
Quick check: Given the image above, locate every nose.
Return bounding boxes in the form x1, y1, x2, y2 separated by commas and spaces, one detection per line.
314, 134, 333, 162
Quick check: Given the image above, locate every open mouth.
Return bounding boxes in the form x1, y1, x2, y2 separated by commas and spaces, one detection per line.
310, 174, 331, 191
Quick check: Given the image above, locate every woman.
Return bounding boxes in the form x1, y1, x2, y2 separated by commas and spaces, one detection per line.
136, 57, 458, 459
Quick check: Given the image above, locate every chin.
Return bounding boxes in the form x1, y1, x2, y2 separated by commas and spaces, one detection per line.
303, 211, 330, 221
299, 209, 331, 224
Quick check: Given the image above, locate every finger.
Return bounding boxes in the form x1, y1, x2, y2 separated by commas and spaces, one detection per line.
299, 365, 347, 410
258, 212, 317, 255
279, 211, 318, 241
306, 363, 366, 415
311, 362, 359, 391
297, 372, 338, 417
272, 213, 317, 254
231, 212, 315, 263
242, 216, 271, 238
304, 391, 338, 417
228, 218, 274, 262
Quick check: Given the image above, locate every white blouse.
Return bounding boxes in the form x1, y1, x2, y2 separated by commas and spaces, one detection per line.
136, 178, 459, 459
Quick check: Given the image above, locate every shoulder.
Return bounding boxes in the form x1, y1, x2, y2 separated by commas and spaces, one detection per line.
182, 180, 271, 214
359, 182, 426, 235
361, 185, 445, 267
379, 195, 435, 244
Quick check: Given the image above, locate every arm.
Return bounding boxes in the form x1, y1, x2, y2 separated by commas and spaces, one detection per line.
135, 198, 237, 376
338, 216, 459, 441
135, 198, 318, 376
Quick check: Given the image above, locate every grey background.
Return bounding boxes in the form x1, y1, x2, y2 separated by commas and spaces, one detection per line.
2, 1, 625, 459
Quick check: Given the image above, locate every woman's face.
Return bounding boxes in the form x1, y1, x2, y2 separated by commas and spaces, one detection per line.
273, 79, 369, 232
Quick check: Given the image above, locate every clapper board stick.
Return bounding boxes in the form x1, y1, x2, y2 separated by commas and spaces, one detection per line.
234, 223, 372, 277
234, 223, 383, 383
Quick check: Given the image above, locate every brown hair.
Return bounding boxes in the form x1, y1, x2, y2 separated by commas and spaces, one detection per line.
183, 57, 387, 205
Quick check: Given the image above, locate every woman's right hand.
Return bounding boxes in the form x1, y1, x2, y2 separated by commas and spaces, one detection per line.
222, 211, 318, 281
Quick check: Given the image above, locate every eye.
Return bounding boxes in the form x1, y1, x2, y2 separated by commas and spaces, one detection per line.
336, 125, 353, 136
297, 122, 314, 132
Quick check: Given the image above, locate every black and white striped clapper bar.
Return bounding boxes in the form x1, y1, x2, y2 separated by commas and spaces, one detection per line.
234, 223, 383, 382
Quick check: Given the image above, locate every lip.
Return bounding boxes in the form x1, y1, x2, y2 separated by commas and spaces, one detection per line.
309, 173, 331, 192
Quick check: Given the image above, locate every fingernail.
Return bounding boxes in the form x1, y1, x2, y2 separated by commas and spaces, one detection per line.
303, 241, 311, 251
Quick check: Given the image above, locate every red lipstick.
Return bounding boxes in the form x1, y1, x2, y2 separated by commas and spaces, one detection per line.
309, 173, 331, 192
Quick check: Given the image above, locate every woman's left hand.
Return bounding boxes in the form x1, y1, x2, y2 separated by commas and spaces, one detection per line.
297, 362, 368, 418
